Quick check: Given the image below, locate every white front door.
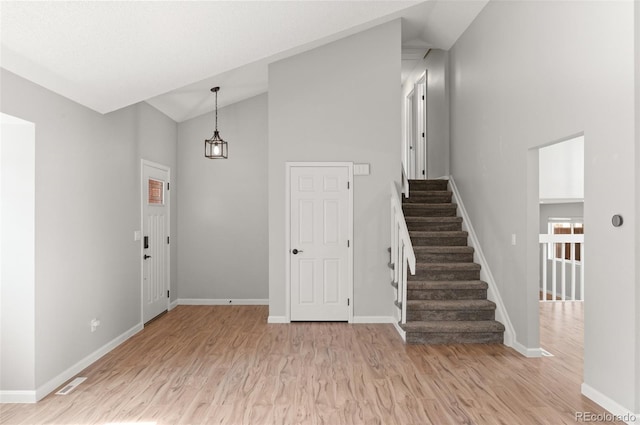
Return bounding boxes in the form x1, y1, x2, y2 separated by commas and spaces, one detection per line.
289, 165, 351, 321
142, 161, 170, 323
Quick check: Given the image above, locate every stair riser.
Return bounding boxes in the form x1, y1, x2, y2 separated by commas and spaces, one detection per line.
403, 195, 452, 204
407, 289, 487, 300
407, 222, 462, 231
411, 270, 480, 281
411, 236, 468, 246
406, 332, 504, 345
406, 310, 495, 322
403, 206, 457, 217
409, 181, 448, 191
415, 252, 474, 263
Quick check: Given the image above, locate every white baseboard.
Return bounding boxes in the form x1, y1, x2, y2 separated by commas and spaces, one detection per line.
168, 299, 179, 310
267, 316, 397, 324
266, 316, 397, 324
351, 316, 395, 324
510, 340, 542, 358
448, 176, 517, 349
392, 321, 407, 342
178, 298, 268, 306
34, 323, 143, 402
581, 383, 639, 424
0, 390, 37, 404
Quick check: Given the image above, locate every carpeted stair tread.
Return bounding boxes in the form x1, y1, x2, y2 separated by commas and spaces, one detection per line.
405, 217, 464, 231
406, 299, 496, 311
403, 204, 458, 217
403, 191, 453, 203
407, 280, 488, 290
413, 246, 475, 263
415, 262, 480, 271
405, 217, 462, 223
409, 231, 468, 237
413, 246, 474, 254
404, 203, 457, 208
408, 179, 449, 191
409, 231, 469, 246
401, 320, 505, 333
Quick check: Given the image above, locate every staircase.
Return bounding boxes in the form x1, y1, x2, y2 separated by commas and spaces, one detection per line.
398, 179, 505, 344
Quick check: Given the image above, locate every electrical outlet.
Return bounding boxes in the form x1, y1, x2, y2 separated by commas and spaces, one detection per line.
90, 318, 101, 332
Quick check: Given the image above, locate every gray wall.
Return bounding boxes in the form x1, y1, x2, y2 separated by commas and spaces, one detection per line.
538, 136, 584, 201
0, 69, 178, 394
176, 94, 268, 300
137, 102, 178, 302
449, 1, 637, 412
401, 49, 450, 178
268, 20, 401, 319
539, 202, 584, 234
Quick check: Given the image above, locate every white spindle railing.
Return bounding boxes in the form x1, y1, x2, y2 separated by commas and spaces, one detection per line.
539, 233, 584, 301
390, 180, 416, 327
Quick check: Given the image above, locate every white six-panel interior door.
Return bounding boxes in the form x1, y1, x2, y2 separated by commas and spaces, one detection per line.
142, 160, 170, 324
287, 163, 353, 321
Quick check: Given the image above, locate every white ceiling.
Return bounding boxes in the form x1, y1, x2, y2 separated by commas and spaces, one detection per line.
1, 1, 487, 123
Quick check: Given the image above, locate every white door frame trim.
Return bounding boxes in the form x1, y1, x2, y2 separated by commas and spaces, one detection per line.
140, 159, 171, 325
285, 162, 354, 323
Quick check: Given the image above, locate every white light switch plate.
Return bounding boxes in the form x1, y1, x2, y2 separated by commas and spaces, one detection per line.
134, 230, 141, 241
354, 163, 370, 175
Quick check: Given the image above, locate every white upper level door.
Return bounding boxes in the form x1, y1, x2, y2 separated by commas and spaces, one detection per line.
415, 72, 427, 180
142, 161, 170, 324
289, 164, 351, 321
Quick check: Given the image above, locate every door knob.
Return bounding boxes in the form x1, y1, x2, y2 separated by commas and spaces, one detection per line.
144, 254, 152, 260
292, 249, 303, 255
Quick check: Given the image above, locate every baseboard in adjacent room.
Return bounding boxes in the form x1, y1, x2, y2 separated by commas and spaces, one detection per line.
510, 340, 542, 358
0, 390, 37, 404
267, 316, 288, 324
178, 299, 269, 306
581, 384, 639, 425
351, 316, 396, 324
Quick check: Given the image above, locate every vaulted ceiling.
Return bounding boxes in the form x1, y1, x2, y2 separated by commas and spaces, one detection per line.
0, 1, 487, 122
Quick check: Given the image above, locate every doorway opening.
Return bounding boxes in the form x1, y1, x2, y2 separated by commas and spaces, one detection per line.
141, 160, 171, 324
404, 72, 427, 180
538, 135, 584, 303
528, 133, 585, 364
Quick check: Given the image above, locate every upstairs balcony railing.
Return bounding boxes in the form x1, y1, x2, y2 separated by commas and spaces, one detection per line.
539, 233, 584, 301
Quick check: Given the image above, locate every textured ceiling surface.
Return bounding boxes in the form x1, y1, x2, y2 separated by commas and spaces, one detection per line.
1, 1, 487, 122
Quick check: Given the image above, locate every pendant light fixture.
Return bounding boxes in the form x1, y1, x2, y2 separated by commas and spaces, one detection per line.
204, 87, 228, 159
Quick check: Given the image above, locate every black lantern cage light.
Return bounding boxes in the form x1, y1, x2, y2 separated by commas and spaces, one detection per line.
204, 87, 228, 159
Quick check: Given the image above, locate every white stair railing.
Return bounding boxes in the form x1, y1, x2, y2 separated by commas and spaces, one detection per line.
390, 177, 416, 335
539, 233, 584, 301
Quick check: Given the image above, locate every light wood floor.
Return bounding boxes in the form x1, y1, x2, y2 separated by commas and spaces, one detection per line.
1, 303, 610, 424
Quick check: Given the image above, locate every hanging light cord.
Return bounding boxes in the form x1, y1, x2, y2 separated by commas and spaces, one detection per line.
214, 89, 218, 133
